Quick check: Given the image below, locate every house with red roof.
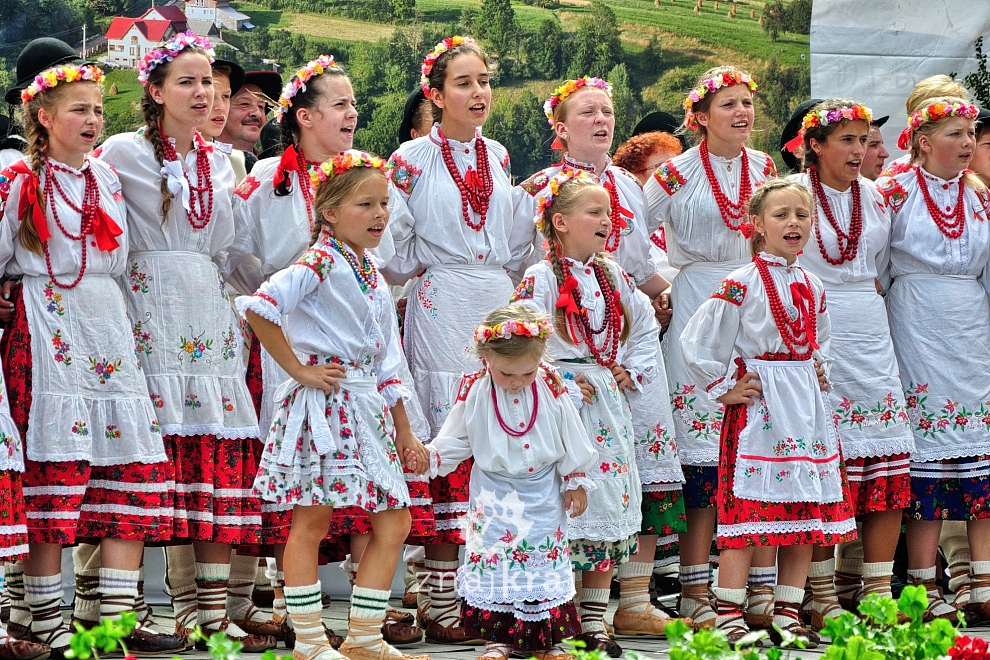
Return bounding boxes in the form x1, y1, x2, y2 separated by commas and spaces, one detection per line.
105, 16, 175, 69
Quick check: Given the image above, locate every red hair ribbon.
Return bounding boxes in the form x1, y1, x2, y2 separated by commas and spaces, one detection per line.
897, 127, 911, 152
789, 281, 819, 350
8, 161, 48, 240
272, 144, 301, 190
783, 134, 804, 154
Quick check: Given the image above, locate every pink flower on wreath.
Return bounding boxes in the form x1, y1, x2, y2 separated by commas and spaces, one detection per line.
139, 32, 215, 86
420, 35, 477, 93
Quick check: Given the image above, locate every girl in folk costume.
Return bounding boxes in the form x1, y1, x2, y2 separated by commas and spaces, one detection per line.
790, 99, 915, 630
680, 179, 856, 647
642, 66, 777, 630
95, 33, 271, 651
515, 170, 683, 657
237, 152, 431, 660
426, 305, 595, 660
382, 36, 528, 644
878, 98, 990, 625
515, 80, 685, 643
0, 55, 188, 656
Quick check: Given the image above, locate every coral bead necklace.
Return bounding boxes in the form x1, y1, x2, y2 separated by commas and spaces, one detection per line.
808, 165, 863, 265
700, 139, 753, 236
437, 127, 493, 231
491, 381, 539, 437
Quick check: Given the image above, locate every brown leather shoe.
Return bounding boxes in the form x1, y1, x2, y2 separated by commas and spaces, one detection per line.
571, 631, 621, 658
194, 619, 275, 653
424, 620, 484, 645
383, 620, 423, 646
0, 638, 50, 660
415, 605, 430, 630
401, 591, 417, 609
234, 606, 282, 639
387, 609, 414, 625
121, 629, 187, 655
5, 625, 30, 642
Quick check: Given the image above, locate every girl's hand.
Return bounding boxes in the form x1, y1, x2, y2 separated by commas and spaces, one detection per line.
611, 364, 635, 390
564, 486, 587, 518
814, 359, 828, 391
653, 291, 673, 332
574, 374, 596, 404
0, 280, 16, 324
717, 372, 762, 406
396, 430, 430, 475
292, 363, 347, 394
874, 279, 883, 295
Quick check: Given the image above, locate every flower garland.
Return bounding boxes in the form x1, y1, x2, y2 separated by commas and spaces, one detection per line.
534, 168, 595, 234
310, 150, 386, 188
21, 64, 105, 105
543, 77, 612, 127
139, 31, 215, 86
474, 319, 553, 344
683, 70, 757, 130
277, 54, 340, 123
801, 104, 872, 133
420, 35, 476, 93
908, 101, 979, 132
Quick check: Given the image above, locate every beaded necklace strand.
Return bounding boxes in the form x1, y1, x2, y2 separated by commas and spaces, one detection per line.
916, 167, 966, 239
42, 158, 101, 289
753, 255, 818, 359
557, 254, 623, 366
700, 140, 752, 234
491, 381, 539, 437
437, 127, 493, 231
158, 125, 214, 230
808, 165, 863, 265
325, 234, 378, 293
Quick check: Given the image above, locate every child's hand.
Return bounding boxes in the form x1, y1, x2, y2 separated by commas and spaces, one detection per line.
564, 486, 587, 518
653, 291, 673, 332
814, 358, 829, 391
574, 375, 596, 404
611, 364, 635, 390
717, 372, 762, 406
292, 363, 347, 394
396, 429, 430, 475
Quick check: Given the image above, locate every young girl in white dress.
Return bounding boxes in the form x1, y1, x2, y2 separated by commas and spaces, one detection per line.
238, 151, 430, 660
680, 178, 856, 647
878, 97, 990, 625
427, 304, 595, 660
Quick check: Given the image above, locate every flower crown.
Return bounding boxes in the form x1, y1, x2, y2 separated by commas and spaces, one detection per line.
139, 32, 215, 86
801, 104, 873, 133
683, 71, 758, 130
277, 54, 340, 123
534, 168, 596, 234
473, 318, 554, 344
543, 77, 613, 127
908, 101, 979, 133
310, 150, 386, 188
420, 36, 477, 93
21, 63, 105, 105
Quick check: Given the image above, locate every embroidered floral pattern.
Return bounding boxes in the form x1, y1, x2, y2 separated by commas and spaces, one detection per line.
772, 436, 806, 456
509, 275, 535, 302
71, 420, 89, 436
44, 282, 65, 315
88, 357, 121, 384
641, 422, 676, 459
222, 397, 234, 412
52, 329, 72, 366
540, 366, 565, 398
105, 425, 121, 439
133, 320, 153, 357
903, 381, 990, 438
129, 261, 152, 294
386, 155, 422, 196
711, 278, 747, 305
977, 187, 990, 216
879, 178, 909, 211
179, 328, 213, 363
234, 175, 260, 200
185, 394, 202, 409
594, 420, 613, 448
671, 382, 723, 441
456, 368, 485, 403
417, 275, 439, 320
500, 152, 511, 180
520, 171, 550, 196
759, 398, 772, 430
221, 327, 237, 361
834, 392, 909, 430
296, 248, 334, 281
149, 419, 160, 434
654, 161, 685, 195
150, 393, 164, 408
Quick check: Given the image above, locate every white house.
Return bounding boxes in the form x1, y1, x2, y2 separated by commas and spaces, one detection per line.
105, 17, 176, 69
183, 0, 254, 32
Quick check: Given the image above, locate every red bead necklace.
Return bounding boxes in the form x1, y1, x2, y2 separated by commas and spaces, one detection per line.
808, 166, 863, 265
437, 127, 493, 231
558, 255, 624, 366
158, 125, 214, 230
491, 381, 539, 437
297, 147, 317, 233
754, 255, 818, 359
42, 158, 101, 289
601, 170, 624, 253
916, 167, 966, 239
700, 139, 753, 235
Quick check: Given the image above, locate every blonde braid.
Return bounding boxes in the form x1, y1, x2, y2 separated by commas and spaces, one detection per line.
16, 101, 46, 254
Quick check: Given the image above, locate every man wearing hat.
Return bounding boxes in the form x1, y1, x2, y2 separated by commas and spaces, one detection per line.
219, 70, 282, 171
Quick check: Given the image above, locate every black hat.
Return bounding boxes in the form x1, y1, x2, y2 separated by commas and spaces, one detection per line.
871, 115, 889, 128
257, 118, 282, 161
779, 98, 823, 171
241, 71, 283, 110
632, 110, 689, 149
5, 38, 83, 105
399, 87, 429, 144
213, 59, 245, 96
977, 107, 990, 130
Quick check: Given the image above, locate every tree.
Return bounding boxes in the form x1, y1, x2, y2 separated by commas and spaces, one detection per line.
965, 37, 990, 107
788, 0, 812, 34
608, 63, 639, 146
354, 92, 405, 159
393, 0, 415, 21
484, 92, 551, 180
460, 6, 476, 32
761, 0, 786, 42
477, 0, 517, 59
528, 19, 563, 79
568, 1, 622, 79
643, 35, 664, 75
753, 56, 810, 168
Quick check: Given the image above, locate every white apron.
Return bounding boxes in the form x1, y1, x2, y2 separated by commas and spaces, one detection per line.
732, 359, 844, 504
0, 368, 22, 472
626, 337, 684, 485
22, 274, 166, 465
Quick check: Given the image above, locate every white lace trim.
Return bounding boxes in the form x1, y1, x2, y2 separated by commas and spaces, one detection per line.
654, 555, 679, 568
433, 502, 470, 514
845, 458, 911, 482
643, 482, 682, 493
910, 459, 990, 480
434, 519, 465, 531
462, 592, 574, 622
568, 519, 641, 542
160, 423, 261, 440
717, 517, 857, 538
655, 533, 679, 547
236, 296, 281, 326
679, 449, 720, 466
639, 467, 686, 486
840, 435, 916, 460
909, 443, 990, 463
562, 476, 596, 493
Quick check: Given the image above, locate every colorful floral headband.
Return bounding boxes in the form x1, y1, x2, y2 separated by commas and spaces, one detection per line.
683, 71, 758, 130
310, 150, 385, 188
801, 104, 873, 133
543, 77, 613, 127
139, 31, 215, 86
277, 54, 340, 123
474, 318, 554, 344
898, 101, 979, 150
420, 35, 476, 93
534, 168, 596, 233
21, 63, 105, 105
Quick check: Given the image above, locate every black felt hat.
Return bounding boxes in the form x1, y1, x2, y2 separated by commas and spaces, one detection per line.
241, 71, 283, 110
871, 115, 889, 128
399, 87, 429, 144
5, 38, 83, 105
977, 107, 990, 130
632, 110, 689, 149
779, 98, 823, 171
213, 59, 246, 96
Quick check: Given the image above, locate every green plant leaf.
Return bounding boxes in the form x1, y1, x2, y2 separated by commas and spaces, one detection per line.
896, 584, 928, 624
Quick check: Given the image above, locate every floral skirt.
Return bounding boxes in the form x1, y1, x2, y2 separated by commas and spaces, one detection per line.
0, 471, 27, 559
717, 399, 857, 549
428, 459, 472, 545
682, 465, 718, 509
909, 456, 990, 521
328, 470, 435, 542
641, 484, 687, 565
569, 534, 638, 572
462, 600, 581, 652
845, 453, 912, 516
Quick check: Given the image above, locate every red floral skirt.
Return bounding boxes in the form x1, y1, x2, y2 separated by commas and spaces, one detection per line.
717, 395, 857, 549
0, 471, 27, 560
462, 600, 581, 652
1, 283, 173, 545
845, 452, 911, 515
327, 471, 435, 541
428, 458, 472, 545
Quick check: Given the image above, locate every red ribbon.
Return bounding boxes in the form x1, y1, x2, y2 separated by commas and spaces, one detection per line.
551, 136, 564, 151
8, 161, 49, 241
555, 275, 581, 317
464, 167, 482, 194
92, 206, 123, 252
897, 127, 911, 152
273, 144, 301, 190
789, 281, 819, 350
783, 134, 804, 154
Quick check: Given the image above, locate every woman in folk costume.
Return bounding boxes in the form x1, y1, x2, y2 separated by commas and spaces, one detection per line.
878, 98, 990, 625
515, 170, 687, 657
642, 66, 778, 630
789, 99, 915, 629
381, 35, 528, 645
427, 304, 595, 660
0, 52, 187, 656
680, 178, 856, 648
95, 33, 272, 651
